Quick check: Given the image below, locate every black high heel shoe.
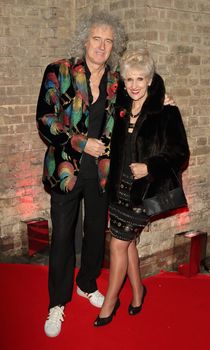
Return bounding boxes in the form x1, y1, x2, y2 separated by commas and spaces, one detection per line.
128, 285, 147, 316
94, 299, 120, 327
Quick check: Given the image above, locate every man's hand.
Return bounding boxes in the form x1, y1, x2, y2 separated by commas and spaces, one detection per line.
84, 138, 105, 158
130, 163, 148, 179
164, 93, 176, 106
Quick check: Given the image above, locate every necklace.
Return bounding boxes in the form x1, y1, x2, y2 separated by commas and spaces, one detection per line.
130, 111, 140, 118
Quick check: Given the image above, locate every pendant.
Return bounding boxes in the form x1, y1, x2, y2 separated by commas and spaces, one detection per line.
130, 111, 140, 118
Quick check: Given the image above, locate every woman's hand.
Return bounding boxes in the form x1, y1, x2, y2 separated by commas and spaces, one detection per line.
164, 94, 176, 106
130, 163, 148, 179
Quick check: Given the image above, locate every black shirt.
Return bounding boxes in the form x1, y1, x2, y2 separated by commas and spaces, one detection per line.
79, 62, 108, 178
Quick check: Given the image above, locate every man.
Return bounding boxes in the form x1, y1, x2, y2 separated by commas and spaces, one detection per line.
36, 11, 127, 337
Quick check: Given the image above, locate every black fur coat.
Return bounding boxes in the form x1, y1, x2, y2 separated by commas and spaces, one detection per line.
108, 73, 190, 206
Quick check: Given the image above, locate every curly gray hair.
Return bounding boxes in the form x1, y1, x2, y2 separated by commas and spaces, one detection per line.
70, 11, 127, 69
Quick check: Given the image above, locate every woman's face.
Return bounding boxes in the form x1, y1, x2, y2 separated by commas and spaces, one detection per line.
124, 67, 152, 102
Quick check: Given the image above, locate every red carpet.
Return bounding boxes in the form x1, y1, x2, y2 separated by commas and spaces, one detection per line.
1, 264, 210, 350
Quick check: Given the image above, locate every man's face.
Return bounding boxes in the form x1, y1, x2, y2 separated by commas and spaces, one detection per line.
85, 25, 114, 66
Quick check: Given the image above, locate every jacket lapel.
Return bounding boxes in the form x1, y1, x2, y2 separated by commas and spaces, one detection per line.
102, 70, 119, 136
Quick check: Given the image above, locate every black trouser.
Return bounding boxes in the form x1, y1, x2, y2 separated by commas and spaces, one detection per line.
48, 176, 108, 308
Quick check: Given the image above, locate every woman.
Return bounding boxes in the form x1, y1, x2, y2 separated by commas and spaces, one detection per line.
94, 49, 190, 327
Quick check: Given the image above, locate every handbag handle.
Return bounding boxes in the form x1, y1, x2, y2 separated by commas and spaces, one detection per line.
142, 167, 181, 200
169, 167, 182, 186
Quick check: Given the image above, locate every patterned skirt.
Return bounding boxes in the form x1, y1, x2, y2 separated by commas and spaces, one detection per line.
109, 173, 149, 241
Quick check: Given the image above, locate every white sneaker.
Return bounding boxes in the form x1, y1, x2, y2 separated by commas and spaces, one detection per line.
44, 305, 65, 337
77, 287, 105, 308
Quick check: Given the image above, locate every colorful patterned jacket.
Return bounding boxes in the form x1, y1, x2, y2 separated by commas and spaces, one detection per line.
36, 58, 119, 193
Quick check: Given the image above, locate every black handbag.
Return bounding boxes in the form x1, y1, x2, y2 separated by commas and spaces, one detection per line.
131, 170, 188, 218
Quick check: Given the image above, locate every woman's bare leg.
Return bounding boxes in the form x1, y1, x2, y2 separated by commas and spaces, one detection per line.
127, 240, 144, 306
99, 236, 130, 317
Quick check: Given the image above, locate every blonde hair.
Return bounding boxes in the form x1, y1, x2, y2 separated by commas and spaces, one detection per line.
120, 49, 155, 80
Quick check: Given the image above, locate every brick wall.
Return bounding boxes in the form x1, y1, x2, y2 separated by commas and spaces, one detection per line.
75, 0, 210, 275
1, 1, 210, 275
0, 0, 75, 256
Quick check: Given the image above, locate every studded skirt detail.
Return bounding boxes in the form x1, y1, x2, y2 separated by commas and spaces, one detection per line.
109, 134, 149, 241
